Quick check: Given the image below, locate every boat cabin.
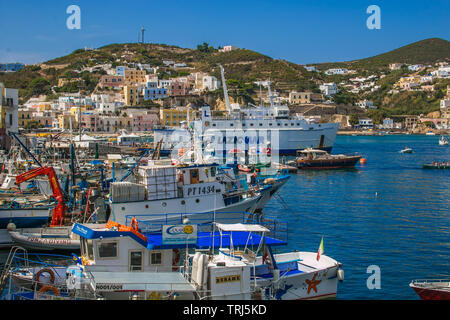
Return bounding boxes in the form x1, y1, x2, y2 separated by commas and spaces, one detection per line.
68, 220, 287, 300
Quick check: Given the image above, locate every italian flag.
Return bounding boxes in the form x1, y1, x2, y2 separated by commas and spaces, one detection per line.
316, 236, 324, 261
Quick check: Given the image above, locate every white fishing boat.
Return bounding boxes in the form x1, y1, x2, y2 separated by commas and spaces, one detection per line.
59, 217, 344, 300
108, 160, 262, 226
439, 136, 449, 146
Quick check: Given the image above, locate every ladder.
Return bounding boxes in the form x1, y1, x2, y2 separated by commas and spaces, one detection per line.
0, 246, 28, 295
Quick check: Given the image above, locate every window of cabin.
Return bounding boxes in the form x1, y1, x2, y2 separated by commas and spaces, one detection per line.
149, 251, 162, 265
129, 250, 143, 271
86, 239, 94, 260
97, 241, 118, 259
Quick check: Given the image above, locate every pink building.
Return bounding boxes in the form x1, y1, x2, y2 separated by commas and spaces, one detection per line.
168, 81, 188, 96
80, 114, 103, 132
131, 113, 159, 132
99, 75, 125, 88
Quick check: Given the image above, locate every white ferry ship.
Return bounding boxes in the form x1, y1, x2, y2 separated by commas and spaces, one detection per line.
155, 66, 339, 159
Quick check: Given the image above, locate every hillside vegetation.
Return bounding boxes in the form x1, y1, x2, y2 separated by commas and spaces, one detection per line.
0, 38, 449, 116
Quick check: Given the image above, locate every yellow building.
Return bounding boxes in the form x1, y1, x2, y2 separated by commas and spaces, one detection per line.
160, 107, 196, 127
124, 69, 147, 85
58, 113, 77, 130
395, 76, 421, 88
18, 109, 34, 127
124, 85, 142, 106
289, 91, 324, 104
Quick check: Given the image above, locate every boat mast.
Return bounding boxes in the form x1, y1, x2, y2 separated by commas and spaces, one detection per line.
267, 80, 275, 108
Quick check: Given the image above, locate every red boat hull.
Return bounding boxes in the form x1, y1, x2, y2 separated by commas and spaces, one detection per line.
411, 286, 450, 300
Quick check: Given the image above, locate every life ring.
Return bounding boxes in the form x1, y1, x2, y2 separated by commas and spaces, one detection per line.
34, 268, 55, 289
172, 249, 181, 271
39, 285, 60, 296
131, 218, 138, 232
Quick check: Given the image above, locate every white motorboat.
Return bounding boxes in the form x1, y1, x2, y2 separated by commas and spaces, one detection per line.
439, 136, 449, 146
400, 147, 413, 154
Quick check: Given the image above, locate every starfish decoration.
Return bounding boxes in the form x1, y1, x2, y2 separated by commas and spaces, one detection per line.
305, 272, 322, 294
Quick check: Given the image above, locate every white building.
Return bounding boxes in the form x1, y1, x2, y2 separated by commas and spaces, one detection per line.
319, 83, 338, 96
219, 45, 238, 52
356, 100, 377, 110
203, 76, 220, 91
0, 83, 19, 149
408, 64, 423, 71
159, 79, 173, 89
441, 98, 450, 109
382, 118, 394, 129
98, 101, 123, 114
358, 118, 373, 129
305, 66, 318, 72
325, 68, 348, 75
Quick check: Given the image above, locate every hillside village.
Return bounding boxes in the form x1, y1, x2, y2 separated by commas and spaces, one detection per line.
0, 39, 449, 148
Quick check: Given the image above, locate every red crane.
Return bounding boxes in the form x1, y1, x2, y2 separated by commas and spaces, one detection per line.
15, 166, 67, 227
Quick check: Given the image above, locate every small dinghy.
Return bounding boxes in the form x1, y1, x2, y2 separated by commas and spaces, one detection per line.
423, 161, 450, 169
8, 226, 81, 251
400, 147, 413, 154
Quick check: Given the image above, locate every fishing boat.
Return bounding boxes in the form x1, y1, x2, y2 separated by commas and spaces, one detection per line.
108, 160, 262, 226
439, 136, 449, 146
425, 131, 436, 136
400, 147, 413, 154
0, 206, 52, 248
288, 149, 361, 170
59, 216, 343, 300
409, 279, 450, 300
217, 165, 290, 213
422, 161, 450, 169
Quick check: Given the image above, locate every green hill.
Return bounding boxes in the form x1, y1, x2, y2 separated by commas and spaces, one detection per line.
315, 38, 450, 72
0, 38, 448, 115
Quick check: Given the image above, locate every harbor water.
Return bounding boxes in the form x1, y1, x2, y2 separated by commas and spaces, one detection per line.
266, 134, 450, 299
1, 134, 449, 299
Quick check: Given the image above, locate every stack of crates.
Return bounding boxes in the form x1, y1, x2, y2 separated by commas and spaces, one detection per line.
138, 165, 177, 201
110, 182, 147, 203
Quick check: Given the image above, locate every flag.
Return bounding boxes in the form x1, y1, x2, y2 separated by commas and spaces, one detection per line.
316, 236, 324, 261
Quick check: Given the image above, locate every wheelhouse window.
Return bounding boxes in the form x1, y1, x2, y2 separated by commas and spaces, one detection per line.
150, 251, 162, 265
130, 251, 143, 271
82, 239, 94, 260
97, 241, 118, 258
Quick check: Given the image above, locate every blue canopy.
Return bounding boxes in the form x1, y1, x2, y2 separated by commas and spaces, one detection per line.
72, 223, 286, 250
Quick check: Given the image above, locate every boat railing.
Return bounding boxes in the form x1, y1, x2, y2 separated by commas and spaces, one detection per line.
125, 211, 255, 233
411, 279, 450, 285
125, 212, 288, 242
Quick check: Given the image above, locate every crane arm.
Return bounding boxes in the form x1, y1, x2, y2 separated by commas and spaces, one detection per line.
15, 166, 66, 226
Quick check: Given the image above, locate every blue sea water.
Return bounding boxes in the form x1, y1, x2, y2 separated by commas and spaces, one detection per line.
265, 134, 450, 299
0, 135, 448, 300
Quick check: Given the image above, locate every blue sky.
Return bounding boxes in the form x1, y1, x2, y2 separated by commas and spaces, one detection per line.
0, 0, 448, 65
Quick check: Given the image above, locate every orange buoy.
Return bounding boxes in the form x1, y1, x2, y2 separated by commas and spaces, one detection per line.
360, 158, 367, 165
